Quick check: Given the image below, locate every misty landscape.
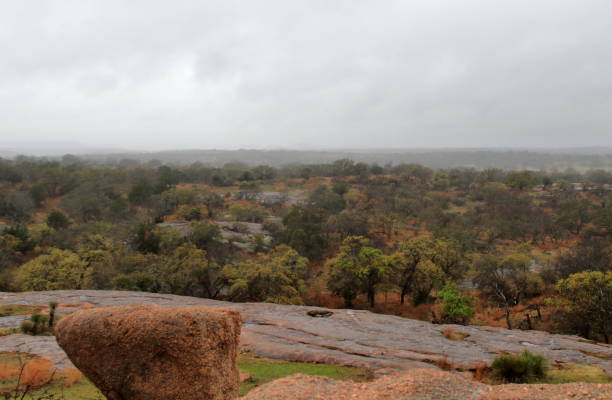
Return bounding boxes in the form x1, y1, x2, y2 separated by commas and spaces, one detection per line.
0, 1, 611, 399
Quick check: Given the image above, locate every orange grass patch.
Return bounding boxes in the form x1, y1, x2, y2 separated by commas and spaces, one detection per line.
0, 353, 81, 389
0, 363, 20, 381
20, 357, 54, 387
55, 368, 82, 388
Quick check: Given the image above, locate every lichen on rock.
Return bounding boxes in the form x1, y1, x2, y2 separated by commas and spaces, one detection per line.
54, 304, 242, 400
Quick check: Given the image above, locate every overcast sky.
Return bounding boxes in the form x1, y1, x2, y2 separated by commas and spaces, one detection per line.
1, 0, 611, 152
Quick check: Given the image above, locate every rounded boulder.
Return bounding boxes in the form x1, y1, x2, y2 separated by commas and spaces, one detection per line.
54, 304, 242, 400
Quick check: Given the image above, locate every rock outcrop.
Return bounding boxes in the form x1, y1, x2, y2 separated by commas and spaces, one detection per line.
243, 369, 612, 400
54, 304, 242, 400
0, 290, 610, 375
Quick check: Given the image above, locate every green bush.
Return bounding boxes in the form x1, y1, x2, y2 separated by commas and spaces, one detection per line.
19, 308, 57, 336
437, 282, 475, 325
20, 320, 34, 334
492, 350, 548, 383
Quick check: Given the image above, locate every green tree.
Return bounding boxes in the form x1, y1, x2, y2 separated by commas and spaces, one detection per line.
46, 210, 70, 230
223, 245, 308, 304
155, 165, 181, 193
60, 182, 113, 222
308, 185, 346, 215
0, 235, 22, 279
189, 222, 221, 250
280, 206, 327, 260
28, 184, 46, 207
76, 234, 117, 288
505, 171, 537, 190
554, 271, 612, 343
431, 238, 468, 281
327, 236, 387, 308
131, 222, 161, 254
229, 204, 268, 223
128, 181, 154, 205
556, 198, 592, 235
555, 239, 611, 279
111, 271, 158, 292
593, 201, 612, 234
325, 210, 369, 239
474, 254, 544, 329
410, 259, 445, 305
157, 243, 223, 298
16, 249, 91, 291
251, 165, 277, 180
387, 237, 437, 305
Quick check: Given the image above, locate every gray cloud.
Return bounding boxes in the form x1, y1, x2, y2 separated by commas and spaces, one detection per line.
1, 0, 611, 151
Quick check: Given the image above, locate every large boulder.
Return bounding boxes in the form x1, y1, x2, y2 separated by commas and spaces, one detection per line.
54, 304, 242, 400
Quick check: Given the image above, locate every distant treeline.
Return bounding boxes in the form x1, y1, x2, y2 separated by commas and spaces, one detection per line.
15, 149, 612, 170
2, 156, 612, 191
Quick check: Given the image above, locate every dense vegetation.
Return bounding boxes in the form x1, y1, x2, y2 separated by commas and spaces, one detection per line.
0, 155, 610, 343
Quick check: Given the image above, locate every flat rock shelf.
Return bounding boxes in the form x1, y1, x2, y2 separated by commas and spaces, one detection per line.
0, 290, 610, 374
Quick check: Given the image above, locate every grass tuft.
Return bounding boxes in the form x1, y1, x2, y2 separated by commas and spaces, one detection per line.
442, 328, 470, 341
547, 363, 612, 384
237, 353, 372, 396
0, 305, 41, 317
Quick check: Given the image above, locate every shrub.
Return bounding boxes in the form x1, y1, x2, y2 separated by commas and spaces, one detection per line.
19, 321, 34, 334
111, 271, 158, 292
437, 282, 475, 325
20, 310, 55, 336
28, 314, 49, 335
176, 205, 201, 221
492, 350, 548, 383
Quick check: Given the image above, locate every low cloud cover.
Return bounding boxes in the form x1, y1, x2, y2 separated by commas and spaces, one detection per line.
1, 0, 611, 150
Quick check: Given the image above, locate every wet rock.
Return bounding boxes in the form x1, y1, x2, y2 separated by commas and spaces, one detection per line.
54, 304, 241, 400
0, 290, 610, 374
243, 369, 612, 400
307, 310, 333, 318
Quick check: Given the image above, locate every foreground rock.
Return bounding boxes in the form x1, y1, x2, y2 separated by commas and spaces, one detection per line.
244, 369, 612, 400
54, 304, 242, 400
0, 290, 610, 374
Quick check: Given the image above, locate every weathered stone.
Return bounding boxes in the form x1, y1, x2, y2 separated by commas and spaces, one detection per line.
0, 290, 610, 374
54, 304, 241, 400
243, 369, 612, 400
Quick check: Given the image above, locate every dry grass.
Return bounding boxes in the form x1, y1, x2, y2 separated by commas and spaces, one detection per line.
435, 357, 455, 371
0, 363, 20, 381
547, 363, 612, 384
442, 328, 470, 341
0, 304, 42, 317
21, 357, 54, 387
0, 352, 82, 390
474, 362, 489, 381
55, 369, 83, 388
579, 350, 612, 361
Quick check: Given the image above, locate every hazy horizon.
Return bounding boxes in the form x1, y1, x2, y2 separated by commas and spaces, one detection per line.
3, 140, 612, 158
2, 1, 612, 150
